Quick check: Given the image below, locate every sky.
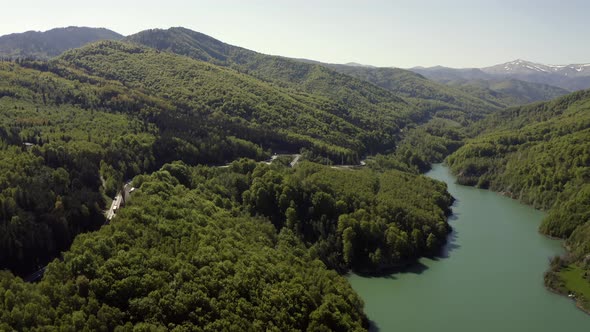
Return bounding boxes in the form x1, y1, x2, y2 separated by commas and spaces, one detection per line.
2, 0, 589, 68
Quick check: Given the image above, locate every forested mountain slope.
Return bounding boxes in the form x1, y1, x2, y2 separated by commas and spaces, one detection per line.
57, 40, 416, 159
124, 27, 505, 170
0, 35, 465, 277
446, 79, 569, 107
0, 60, 164, 275
125, 27, 498, 126
0, 51, 313, 276
446, 90, 590, 310
0, 25, 513, 329
0, 27, 123, 59
0, 34, 459, 328
312, 63, 501, 122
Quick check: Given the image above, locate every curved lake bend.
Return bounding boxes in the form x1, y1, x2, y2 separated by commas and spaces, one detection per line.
348, 164, 590, 332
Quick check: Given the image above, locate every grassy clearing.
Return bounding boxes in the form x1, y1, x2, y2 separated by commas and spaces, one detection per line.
559, 264, 590, 312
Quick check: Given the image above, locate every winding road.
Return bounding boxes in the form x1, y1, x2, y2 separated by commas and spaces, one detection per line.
105, 182, 133, 222
24, 154, 351, 282
25, 183, 134, 283
289, 154, 301, 167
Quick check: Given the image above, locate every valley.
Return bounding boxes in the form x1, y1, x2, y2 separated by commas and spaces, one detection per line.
0, 21, 588, 331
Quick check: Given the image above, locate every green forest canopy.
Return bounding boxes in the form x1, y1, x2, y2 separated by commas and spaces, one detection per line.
0, 36, 460, 329
0, 158, 455, 330
3, 26, 588, 326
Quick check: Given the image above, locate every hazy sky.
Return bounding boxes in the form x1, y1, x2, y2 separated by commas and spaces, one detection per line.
3, 0, 589, 68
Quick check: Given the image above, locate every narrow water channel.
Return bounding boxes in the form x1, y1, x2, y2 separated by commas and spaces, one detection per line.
348, 164, 590, 331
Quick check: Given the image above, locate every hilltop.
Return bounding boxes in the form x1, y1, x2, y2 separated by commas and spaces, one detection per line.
0, 26, 123, 59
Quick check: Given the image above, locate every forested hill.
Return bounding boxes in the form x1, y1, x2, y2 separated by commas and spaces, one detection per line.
125, 27, 498, 125
0, 156, 456, 330
125, 27, 408, 106
56, 40, 414, 159
444, 79, 569, 107
462, 89, 590, 139
446, 89, 590, 310
409, 66, 571, 107
123, 27, 507, 171
0, 27, 123, 59
304, 62, 502, 120
0, 34, 459, 279
0, 52, 457, 328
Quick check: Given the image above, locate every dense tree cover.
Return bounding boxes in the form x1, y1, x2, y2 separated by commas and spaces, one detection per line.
56, 41, 397, 160
125, 28, 502, 149
0, 31, 465, 329
0, 60, 270, 275
0, 36, 464, 278
393, 119, 465, 172
286, 62, 483, 169
447, 79, 569, 108
125, 28, 516, 152
360, 119, 465, 174
122, 28, 502, 166
446, 89, 590, 307
0, 27, 123, 60
125, 28, 502, 122
0, 159, 456, 330
235, 161, 453, 272
318, 64, 500, 124
0, 157, 456, 330
0, 164, 369, 330
0, 64, 158, 275
447, 90, 590, 210
0, 39, 458, 311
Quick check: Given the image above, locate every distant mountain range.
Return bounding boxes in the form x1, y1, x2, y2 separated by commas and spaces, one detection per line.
412, 59, 590, 92
0, 27, 122, 59
124, 27, 505, 123
0, 27, 583, 107
298, 58, 569, 108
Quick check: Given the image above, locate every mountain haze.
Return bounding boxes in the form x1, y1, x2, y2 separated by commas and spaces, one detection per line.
0, 27, 123, 59
311, 62, 503, 115
413, 59, 590, 92
448, 78, 570, 107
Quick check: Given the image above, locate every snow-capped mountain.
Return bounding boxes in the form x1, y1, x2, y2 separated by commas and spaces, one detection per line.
411, 59, 590, 91
483, 59, 590, 77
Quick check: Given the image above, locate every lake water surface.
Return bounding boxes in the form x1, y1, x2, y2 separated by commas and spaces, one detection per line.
348, 164, 590, 331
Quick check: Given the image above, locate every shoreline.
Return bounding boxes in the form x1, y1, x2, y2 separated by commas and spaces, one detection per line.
449, 166, 590, 318
545, 283, 590, 316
